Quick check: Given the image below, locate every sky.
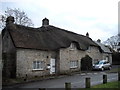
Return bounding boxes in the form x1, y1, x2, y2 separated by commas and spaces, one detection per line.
0, 0, 119, 42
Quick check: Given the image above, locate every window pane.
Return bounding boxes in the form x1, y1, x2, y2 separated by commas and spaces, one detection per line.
74, 61, 76, 66
39, 62, 42, 69
33, 61, 36, 69
42, 61, 44, 69
70, 60, 78, 68
37, 62, 40, 69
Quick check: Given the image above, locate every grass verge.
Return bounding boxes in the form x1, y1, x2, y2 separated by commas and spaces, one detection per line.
92, 81, 120, 88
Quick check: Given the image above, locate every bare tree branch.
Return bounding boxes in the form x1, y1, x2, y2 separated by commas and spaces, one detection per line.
0, 8, 34, 29
103, 35, 119, 50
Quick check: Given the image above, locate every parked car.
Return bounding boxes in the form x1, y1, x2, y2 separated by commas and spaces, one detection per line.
92, 60, 112, 71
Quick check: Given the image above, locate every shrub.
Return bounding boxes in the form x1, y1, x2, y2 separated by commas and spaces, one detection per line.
112, 52, 120, 65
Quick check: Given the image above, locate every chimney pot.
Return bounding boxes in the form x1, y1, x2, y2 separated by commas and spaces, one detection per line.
42, 18, 49, 26
86, 32, 89, 37
6, 16, 14, 24
97, 39, 101, 43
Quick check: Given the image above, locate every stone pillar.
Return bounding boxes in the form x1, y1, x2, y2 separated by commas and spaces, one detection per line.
103, 74, 107, 84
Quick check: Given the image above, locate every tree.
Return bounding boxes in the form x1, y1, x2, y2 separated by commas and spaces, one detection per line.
0, 8, 34, 29
0, 15, 6, 29
103, 35, 119, 50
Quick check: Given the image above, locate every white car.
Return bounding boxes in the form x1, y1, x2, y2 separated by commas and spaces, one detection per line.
92, 60, 112, 71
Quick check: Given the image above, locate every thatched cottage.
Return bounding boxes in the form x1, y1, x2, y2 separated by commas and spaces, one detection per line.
95, 39, 112, 63
2, 16, 112, 78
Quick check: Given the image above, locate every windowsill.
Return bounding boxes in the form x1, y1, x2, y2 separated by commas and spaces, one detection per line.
70, 48, 76, 51
70, 66, 78, 69
69, 49, 75, 51
32, 69, 44, 71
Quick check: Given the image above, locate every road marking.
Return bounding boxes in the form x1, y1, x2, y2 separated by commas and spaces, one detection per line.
87, 73, 92, 75
100, 72, 106, 74
76, 74, 80, 76
80, 73, 86, 75
94, 73, 98, 75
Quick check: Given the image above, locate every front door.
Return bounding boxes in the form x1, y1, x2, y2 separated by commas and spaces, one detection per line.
50, 58, 55, 74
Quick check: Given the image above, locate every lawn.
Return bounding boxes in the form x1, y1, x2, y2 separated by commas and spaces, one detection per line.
92, 81, 120, 88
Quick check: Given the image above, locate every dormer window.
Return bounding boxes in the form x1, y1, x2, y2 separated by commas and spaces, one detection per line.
87, 46, 91, 52
70, 43, 76, 50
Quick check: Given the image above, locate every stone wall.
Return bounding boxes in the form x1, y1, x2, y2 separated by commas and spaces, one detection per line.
86, 46, 103, 63
59, 45, 85, 74
16, 49, 56, 78
59, 45, 103, 73
16, 44, 112, 78
2, 30, 16, 78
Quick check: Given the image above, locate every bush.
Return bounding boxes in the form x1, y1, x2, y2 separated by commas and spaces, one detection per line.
112, 52, 120, 65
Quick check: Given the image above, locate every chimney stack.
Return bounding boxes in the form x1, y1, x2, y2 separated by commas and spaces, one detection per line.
42, 18, 49, 26
86, 32, 89, 37
97, 39, 101, 43
6, 16, 14, 25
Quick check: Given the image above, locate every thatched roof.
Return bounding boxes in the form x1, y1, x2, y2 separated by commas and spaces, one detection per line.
95, 41, 112, 53
2, 17, 99, 51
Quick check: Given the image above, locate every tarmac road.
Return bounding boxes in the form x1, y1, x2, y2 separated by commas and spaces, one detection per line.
3, 71, 118, 89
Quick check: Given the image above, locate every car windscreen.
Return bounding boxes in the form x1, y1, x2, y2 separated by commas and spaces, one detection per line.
99, 61, 104, 64
95, 61, 104, 65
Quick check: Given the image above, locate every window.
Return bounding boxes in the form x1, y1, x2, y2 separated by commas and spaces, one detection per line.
96, 47, 100, 53
103, 61, 107, 64
70, 60, 78, 68
33, 61, 44, 70
70, 43, 76, 50
106, 56, 109, 61
93, 59, 98, 64
87, 46, 91, 52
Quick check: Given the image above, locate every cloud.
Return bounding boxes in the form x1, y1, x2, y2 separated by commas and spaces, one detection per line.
0, 0, 119, 41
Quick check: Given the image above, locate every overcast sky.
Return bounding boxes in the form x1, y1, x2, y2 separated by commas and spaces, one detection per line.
0, 0, 119, 42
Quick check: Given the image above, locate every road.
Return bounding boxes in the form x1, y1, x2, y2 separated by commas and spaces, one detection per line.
3, 71, 118, 89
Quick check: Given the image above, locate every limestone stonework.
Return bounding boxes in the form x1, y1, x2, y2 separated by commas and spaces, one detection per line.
16, 49, 56, 78
16, 44, 112, 78
2, 17, 112, 79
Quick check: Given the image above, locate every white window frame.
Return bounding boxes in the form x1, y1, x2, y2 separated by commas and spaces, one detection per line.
32, 61, 44, 70
105, 56, 109, 61
70, 60, 78, 68
87, 46, 91, 52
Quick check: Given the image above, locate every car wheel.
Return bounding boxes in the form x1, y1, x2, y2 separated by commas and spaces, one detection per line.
101, 67, 104, 71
